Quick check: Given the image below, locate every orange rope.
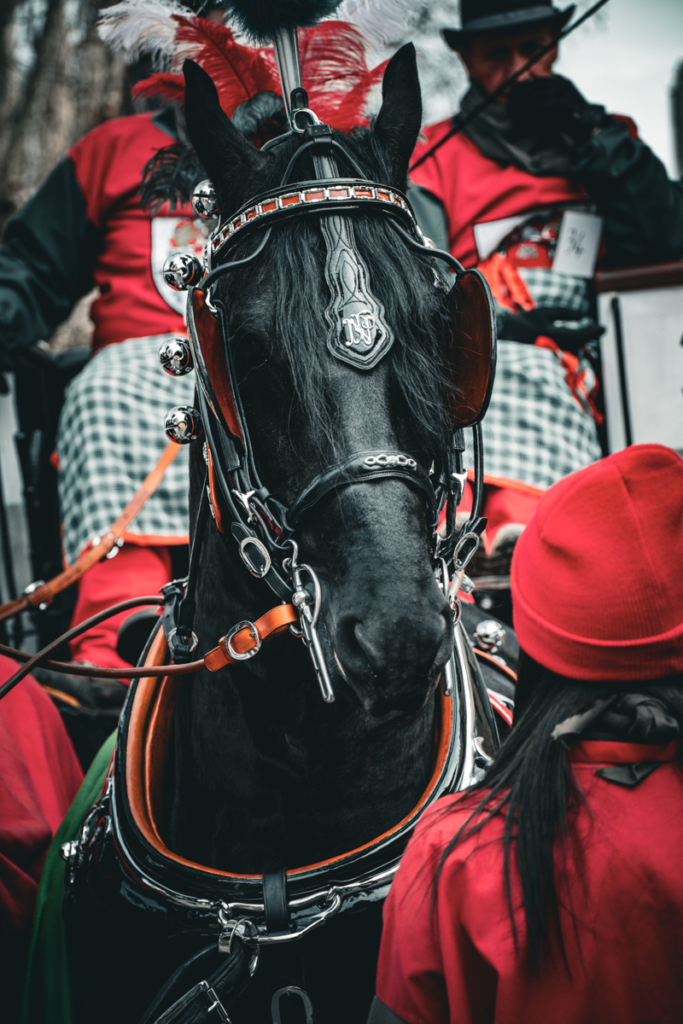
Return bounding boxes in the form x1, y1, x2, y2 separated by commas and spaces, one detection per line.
0, 442, 182, 624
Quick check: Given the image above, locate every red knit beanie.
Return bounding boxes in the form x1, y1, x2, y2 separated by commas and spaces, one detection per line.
511, 445, 683, 682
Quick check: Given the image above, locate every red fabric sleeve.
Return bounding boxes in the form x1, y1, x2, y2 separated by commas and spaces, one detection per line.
0, 660, 83, 932
410, 121, 454, 201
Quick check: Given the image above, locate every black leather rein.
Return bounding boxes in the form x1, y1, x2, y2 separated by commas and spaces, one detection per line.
284, 450, 438, 532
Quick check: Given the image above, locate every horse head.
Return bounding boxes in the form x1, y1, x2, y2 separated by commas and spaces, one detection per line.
183, 46, 455, 716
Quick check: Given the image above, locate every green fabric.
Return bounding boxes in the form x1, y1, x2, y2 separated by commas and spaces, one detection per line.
21, 732, 116, 1024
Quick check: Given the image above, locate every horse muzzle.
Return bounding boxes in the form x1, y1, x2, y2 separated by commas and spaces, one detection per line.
325, 583, 452, 716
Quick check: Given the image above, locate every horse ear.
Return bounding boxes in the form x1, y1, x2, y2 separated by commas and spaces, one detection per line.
182, 59, 270, 213
373, 43, 422, 187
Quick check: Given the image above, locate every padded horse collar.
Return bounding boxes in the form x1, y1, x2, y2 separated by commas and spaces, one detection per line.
62, 619, 500, 948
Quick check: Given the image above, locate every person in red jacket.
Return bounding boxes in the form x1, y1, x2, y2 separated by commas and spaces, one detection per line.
411, 0, 683, 579
369, 443, 683, 1024
0, 654, 83, 1020
0, 103, 201, 672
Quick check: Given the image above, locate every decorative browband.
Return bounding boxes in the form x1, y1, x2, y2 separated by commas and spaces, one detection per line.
210, 179, 416, 261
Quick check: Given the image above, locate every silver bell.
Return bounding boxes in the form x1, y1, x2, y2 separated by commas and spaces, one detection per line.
162, 251, 204, 291
159, 338, 194, 377
474, 619, 506, 655
164, 406, 203, 444
192, 179, 220, 220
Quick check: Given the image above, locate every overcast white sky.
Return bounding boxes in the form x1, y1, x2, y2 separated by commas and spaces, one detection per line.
555, 0, 683, 177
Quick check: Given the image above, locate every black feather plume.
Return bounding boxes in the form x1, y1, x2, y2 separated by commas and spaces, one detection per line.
140, 143, 206, 213
219, 0, 344, 41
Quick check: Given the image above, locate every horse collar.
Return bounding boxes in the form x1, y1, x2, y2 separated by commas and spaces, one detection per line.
61, 623, 493, 949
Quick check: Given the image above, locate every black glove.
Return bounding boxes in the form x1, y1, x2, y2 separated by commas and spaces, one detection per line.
498, 306, 605, 354
508, 75, 611, 144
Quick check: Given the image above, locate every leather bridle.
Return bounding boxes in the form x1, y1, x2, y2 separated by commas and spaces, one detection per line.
161, 116, 497, 703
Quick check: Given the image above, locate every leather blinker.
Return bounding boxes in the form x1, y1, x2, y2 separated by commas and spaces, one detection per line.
190, 290, 244, 445
445, 268, 497, 429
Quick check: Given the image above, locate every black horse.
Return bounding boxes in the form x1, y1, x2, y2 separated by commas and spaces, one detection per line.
64, 47, 495, 1024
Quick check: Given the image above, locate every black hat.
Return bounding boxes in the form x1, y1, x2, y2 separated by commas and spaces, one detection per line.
444, 0, 575, 49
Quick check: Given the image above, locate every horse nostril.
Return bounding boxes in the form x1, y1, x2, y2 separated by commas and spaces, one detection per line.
335, 605, 449, 684
332, 615, 374, 682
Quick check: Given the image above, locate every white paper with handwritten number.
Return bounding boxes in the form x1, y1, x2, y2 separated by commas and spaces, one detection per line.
553, 211, 603, 278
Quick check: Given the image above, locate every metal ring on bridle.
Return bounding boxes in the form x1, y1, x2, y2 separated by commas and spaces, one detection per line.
239, 536, 272, 579
290, 107, 322, 133
293, 564, 322, 629
226, 620, 262, 661
166, 628, 199, 654
454, 530, 481, 572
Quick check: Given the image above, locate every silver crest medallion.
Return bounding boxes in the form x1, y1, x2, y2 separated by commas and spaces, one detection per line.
322, 215, 393, 369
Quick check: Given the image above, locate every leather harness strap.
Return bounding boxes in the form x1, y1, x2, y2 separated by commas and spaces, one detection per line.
209, 178, 414, 263
263, 868, 290, 934
0, 441, 181, 624
0, 601, 298, 684
285, 450, 438, 531
204, 604, 298, 672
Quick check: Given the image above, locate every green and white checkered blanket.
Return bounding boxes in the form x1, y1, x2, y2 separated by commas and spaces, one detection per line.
476, 267, 602, 489
56, 335, 194, 565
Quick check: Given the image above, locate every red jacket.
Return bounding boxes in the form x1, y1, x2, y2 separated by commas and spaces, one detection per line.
69, 113, 198, 351
0, 110, 203, 365
0, 658, 82, 933
411, 121, 583, 267
375, 740, 683, 1024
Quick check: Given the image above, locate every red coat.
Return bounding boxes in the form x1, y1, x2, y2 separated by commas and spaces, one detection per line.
0, 659, 83, 932
69, 113, 197, 352
375, 740, 683, 1024
411, 121, 584, 267
0, 111, 205, 364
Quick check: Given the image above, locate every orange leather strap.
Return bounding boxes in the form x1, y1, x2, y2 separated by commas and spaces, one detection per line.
473, 646, 518, 684
205, 444, 226, 534
205, 604, 298, 672
0, 442, 181, 624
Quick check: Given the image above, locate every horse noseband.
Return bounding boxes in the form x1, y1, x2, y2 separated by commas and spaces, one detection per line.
285, 449, 437, 531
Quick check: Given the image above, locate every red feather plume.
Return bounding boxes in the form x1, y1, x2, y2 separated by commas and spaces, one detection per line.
174, 17, 279, 117
132, 18, 385, 132
133, 71, 186, 105
301, 22, 387, 129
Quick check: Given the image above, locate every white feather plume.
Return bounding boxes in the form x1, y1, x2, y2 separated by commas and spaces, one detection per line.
335, 0, 426, 48
97, 0, 194, 63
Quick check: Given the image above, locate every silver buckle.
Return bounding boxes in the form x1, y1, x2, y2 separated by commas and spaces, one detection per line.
225, 620, 261, 661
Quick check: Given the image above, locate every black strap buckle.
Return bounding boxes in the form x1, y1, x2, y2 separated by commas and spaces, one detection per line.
161, 580, 198, 664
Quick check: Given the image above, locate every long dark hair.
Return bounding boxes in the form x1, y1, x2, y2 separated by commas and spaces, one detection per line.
433, 652, 683, 970
221, 129, 456, 457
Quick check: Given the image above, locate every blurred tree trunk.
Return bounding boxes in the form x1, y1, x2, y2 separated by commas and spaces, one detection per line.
0, 0, 128, 347
0, 0, 127, 233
